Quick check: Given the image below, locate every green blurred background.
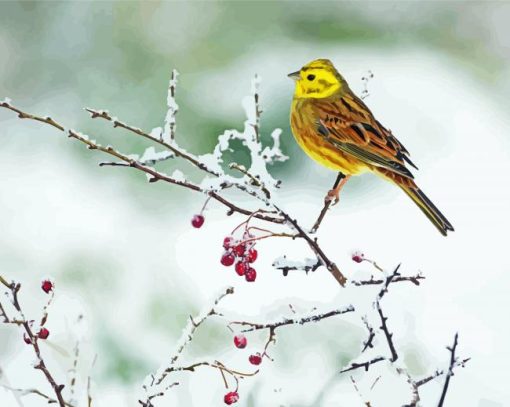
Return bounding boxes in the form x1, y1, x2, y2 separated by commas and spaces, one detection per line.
1, 1, 509, 406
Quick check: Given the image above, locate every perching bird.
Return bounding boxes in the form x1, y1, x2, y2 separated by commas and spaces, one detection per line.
288, 59, 454, 236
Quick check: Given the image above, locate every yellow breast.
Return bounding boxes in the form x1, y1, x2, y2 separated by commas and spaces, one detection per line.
290, 100, 368, 175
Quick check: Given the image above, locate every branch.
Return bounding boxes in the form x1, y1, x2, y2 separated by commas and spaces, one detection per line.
272, 256, 321, 276
0, 276, 67, 407
277, 207, 347, 286
144, 286, 235, 402
340, 356, 386, 374
361, 316, 375, 353
0, 385, 75, 407
230, 305, 355, 332
437, 333, 459, 407
351, 273, 425, 287
415, 357, 470, 388
375, 265, 401, 362
0, 101, 284, 224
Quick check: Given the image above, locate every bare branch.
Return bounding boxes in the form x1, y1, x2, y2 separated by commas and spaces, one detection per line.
437, 333, 460, 406
375, 265, 401, 362
230, 305, 355, 332
351, 273, 425, 287
340, 356, 386, 374
277, 207, 347, 286
0, 385, 75, 407
361, 316, 375, 353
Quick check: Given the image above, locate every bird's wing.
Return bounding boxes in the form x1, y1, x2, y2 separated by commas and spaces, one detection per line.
315, 92, 418, 179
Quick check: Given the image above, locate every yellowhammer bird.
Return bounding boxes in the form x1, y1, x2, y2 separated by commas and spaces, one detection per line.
289, 59, 454, 236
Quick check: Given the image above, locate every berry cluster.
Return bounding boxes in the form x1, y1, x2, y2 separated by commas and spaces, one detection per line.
221, 234, 258, 282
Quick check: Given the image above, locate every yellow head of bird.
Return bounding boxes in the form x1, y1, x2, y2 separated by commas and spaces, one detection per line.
288, 59, 344, 99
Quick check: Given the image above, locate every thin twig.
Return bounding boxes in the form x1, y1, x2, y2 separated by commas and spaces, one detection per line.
361, 316, 375, 353
340, 356, 386, 374
230, 305, 355, 332
375, 265, 401, 362
351, 273, 425, 287
0, 386, 75, 407
437, 333, 459, 407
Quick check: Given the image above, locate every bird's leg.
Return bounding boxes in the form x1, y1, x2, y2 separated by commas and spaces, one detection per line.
325, 174, 350, 205
310, 172, 348, 234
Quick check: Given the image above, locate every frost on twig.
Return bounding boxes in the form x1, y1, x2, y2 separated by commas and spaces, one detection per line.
206, 75, 288, 194
142, 287, 234, 401
272, 256, 321, 276
163, 69, 179, 142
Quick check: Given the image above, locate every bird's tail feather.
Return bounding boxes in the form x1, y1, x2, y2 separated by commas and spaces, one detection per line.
399, 184, 454, 236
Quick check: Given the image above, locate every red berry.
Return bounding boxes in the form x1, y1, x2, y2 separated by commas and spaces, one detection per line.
352, 251, 364, 263
233, 244, 245, 257
245, 267, 257, 282
37, 328, 50, 340
224, 391, 239, 405
221, 252, 235, 267
223, 236, 234, 249
235, 261, 247, 276
191, 214, 205, 228
246, 248, 258, 263
233, 334, 247, 349
23, 334, 31, 344
249, 353, 262, 365
41, 280, 53, 294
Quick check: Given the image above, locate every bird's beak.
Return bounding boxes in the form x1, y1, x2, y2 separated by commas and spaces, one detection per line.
287, 70, 300, 81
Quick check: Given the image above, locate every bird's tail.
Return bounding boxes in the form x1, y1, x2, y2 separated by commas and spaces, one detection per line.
398, 182, 454, 236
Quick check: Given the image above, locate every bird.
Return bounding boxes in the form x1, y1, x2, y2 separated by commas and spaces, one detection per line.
288, 58, 454, 236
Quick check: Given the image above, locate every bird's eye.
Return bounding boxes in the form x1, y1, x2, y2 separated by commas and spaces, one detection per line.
307, 74, 316, 81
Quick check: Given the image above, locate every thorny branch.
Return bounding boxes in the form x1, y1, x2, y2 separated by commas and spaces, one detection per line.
351, 273, 425, 287
437, 333, 460, 407
230, 305, 355, 333
376, 265, 400, 362
338, 262, 469, 406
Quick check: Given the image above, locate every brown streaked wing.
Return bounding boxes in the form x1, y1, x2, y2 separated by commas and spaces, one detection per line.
314, 92, 416, 179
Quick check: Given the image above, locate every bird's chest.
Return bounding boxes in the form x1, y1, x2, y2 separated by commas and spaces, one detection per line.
290, 101, 365, 174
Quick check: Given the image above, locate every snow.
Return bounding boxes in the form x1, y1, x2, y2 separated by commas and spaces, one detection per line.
140, 146, 174, 165
162, 69, 179, 143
